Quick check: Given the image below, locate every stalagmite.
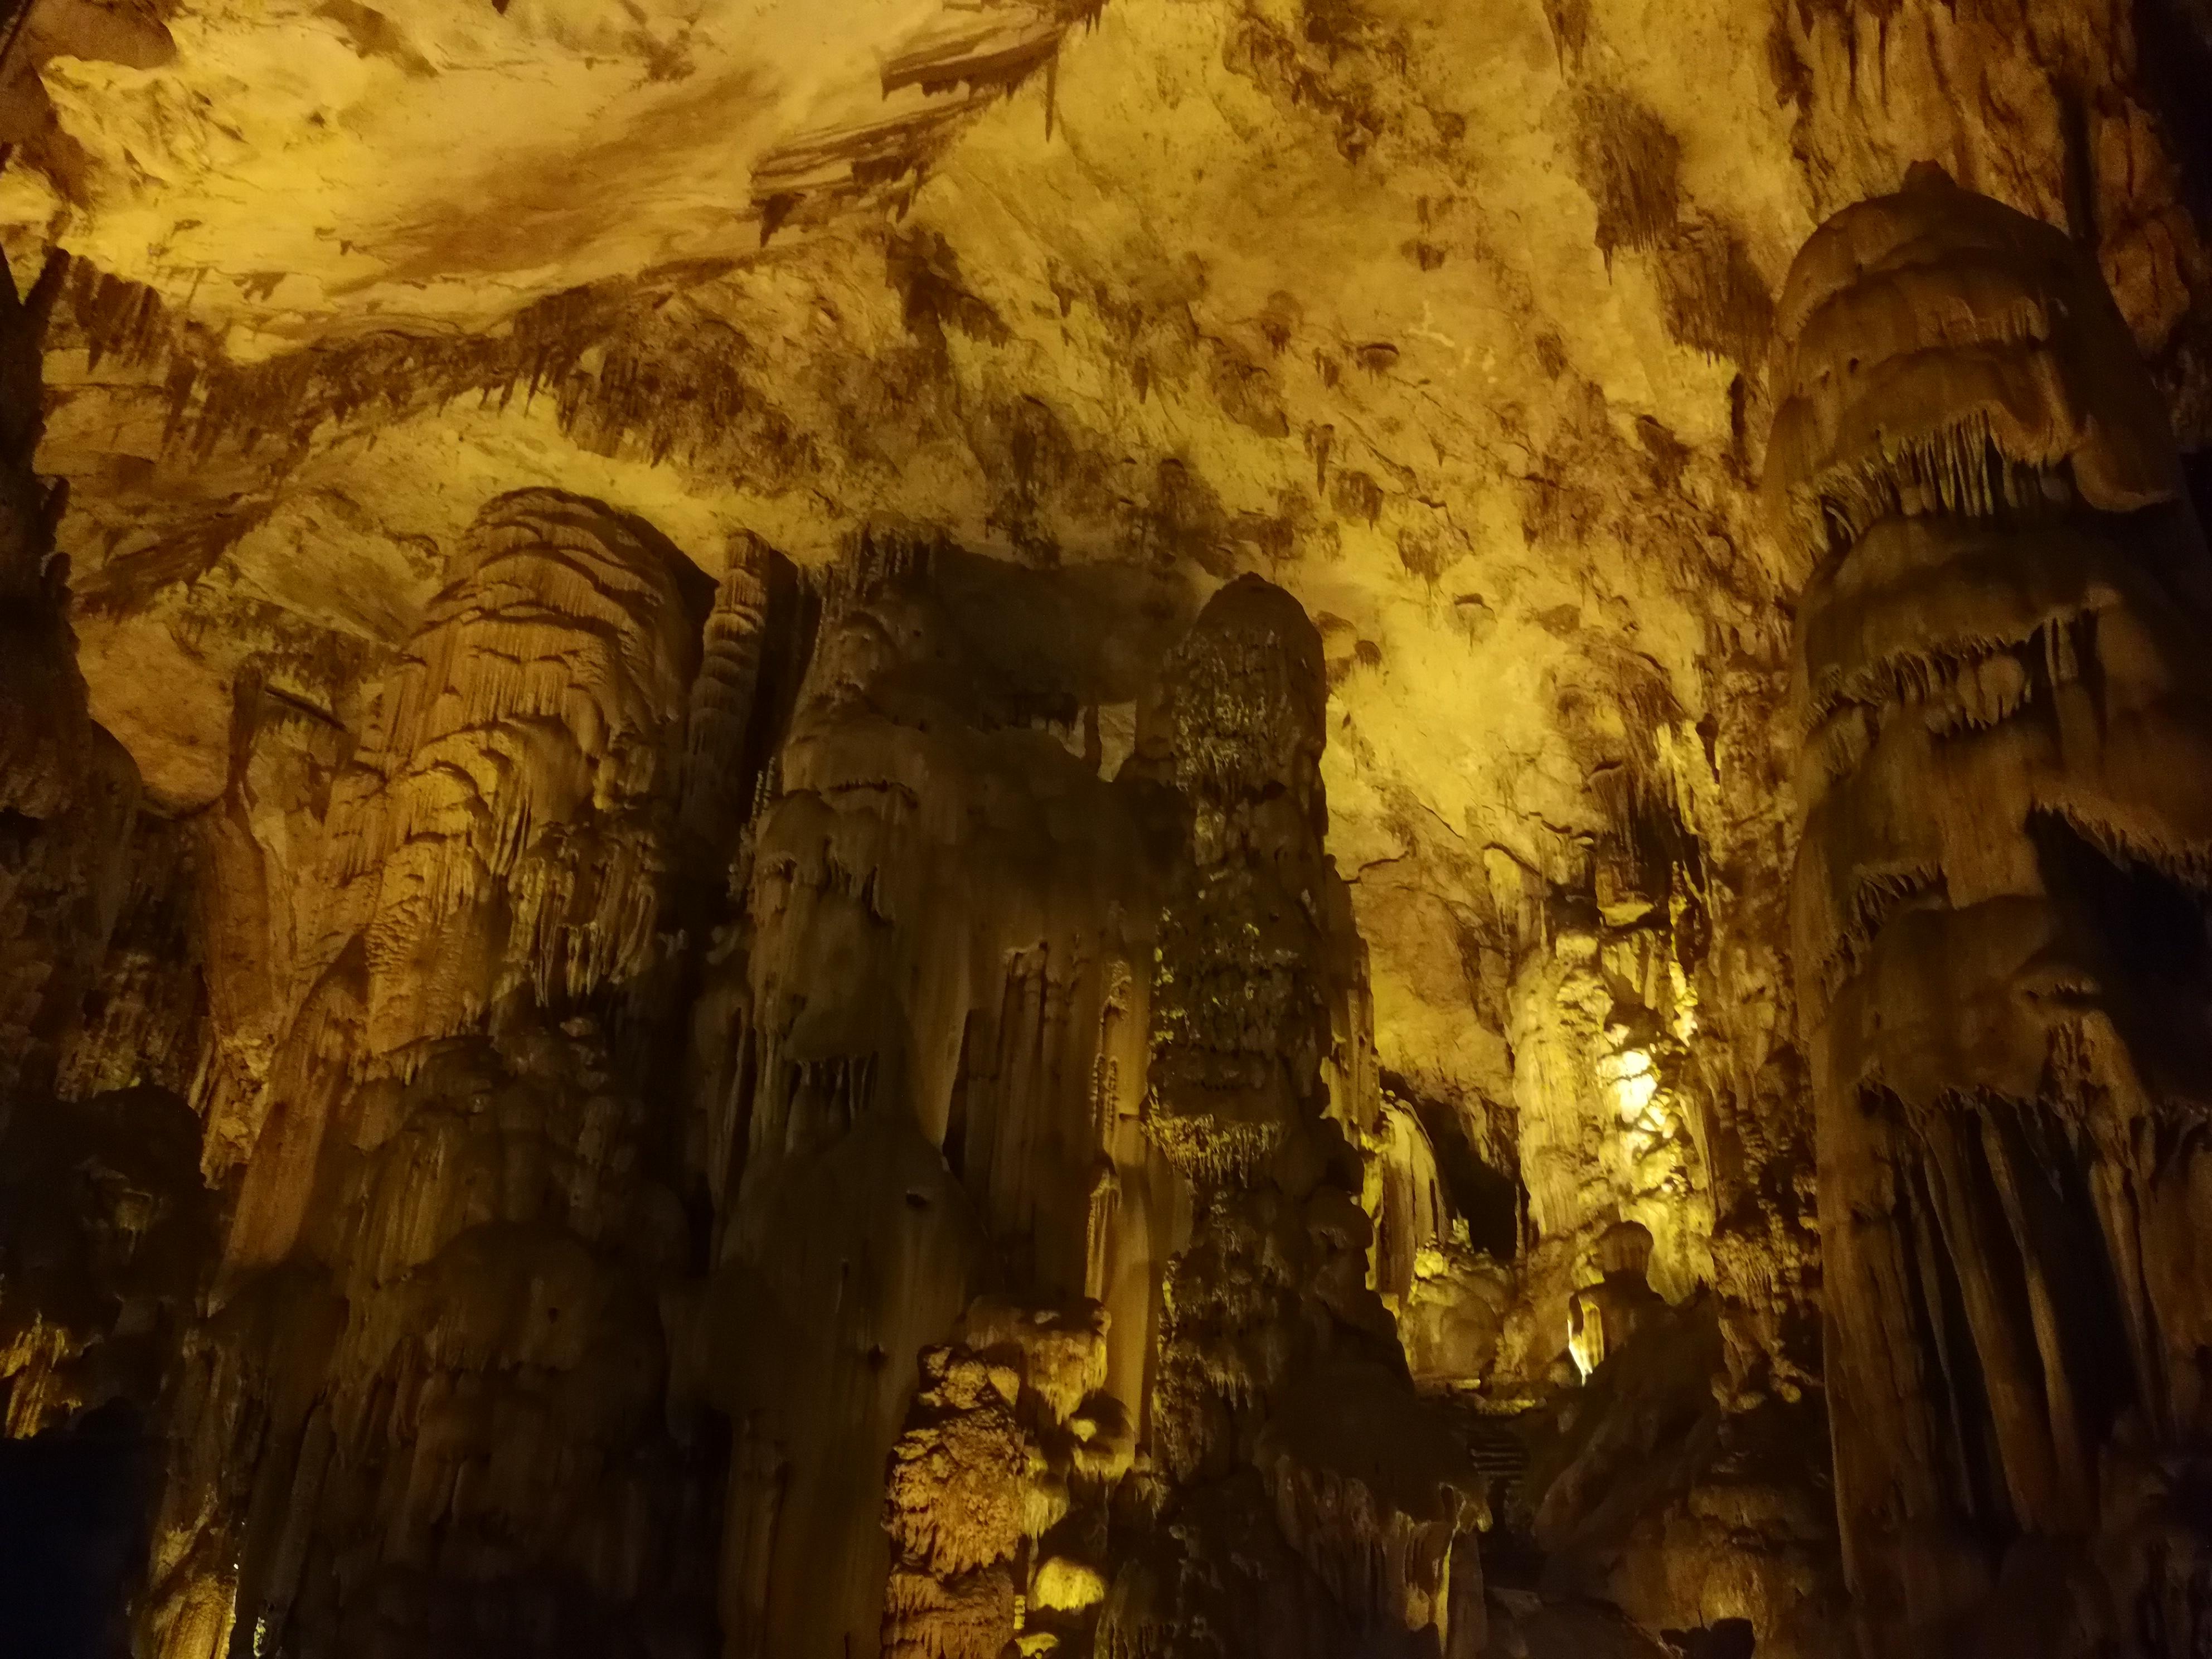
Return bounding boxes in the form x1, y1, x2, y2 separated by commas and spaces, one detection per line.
142, 489, 716, 1659
1770, 163, 2212, 1655
1132, 576, 1485, 1658
685, 544, 1178, 1659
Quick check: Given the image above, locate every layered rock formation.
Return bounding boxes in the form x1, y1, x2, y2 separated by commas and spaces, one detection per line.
141, 490, 719, 1658
1773, 163, 2212, 1654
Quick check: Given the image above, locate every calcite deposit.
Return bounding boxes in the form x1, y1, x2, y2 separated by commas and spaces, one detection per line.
1774, 163, 2212, 1654
6, 0, 2212, 1655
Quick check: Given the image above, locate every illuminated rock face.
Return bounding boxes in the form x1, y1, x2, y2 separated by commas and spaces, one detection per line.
1771, 167, 2212, 1651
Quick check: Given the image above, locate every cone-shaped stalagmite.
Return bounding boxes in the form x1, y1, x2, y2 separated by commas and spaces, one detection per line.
1122, 575, 1485, 1659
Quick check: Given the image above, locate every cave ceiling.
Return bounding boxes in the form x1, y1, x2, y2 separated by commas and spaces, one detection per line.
11, 0, 2210, 1133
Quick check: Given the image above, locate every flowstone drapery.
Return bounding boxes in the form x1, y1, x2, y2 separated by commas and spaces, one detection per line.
142, 490, 719, 1659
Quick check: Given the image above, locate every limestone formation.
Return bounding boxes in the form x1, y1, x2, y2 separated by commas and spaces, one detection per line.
1133, 577, 1486, 1656
878, 1304, 1113, 1659
0, 240, 199, 1461
0, 245, 135, 1118
684, 545, 1179, 1658
140, 489, 715, 1659
1771, 164, 2212, 1652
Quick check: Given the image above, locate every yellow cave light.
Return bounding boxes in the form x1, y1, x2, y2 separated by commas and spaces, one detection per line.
1599, 1044, 1660, 1126
1567, 1290, 1605, 1382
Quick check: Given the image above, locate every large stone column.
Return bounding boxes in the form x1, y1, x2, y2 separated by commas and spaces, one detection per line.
684, 547, 1170, 1659
1770, 164, 2212, 1653
1115, 574, 1483, 1659
146, 489, 717, 1659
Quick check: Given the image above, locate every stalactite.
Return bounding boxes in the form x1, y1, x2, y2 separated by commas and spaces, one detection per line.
678, 533, 775, 877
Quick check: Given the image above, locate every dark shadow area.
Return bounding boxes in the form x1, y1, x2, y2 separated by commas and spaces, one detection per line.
925, 540, 1200, 708
1665, 1617, 1757, 1659
2185, 449, 2212, 533
2132, 0, 2212, 229
0, 1399, 151, 1659
1384, 1070, 1523, 1262
2031, 809, 2212, 1084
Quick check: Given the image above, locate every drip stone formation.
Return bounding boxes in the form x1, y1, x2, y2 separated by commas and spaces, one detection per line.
7, 0, 2212, 1656
1772, 163, 2212, 1653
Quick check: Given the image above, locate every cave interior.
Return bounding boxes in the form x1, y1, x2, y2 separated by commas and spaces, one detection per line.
10, 0, 2212, 1655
